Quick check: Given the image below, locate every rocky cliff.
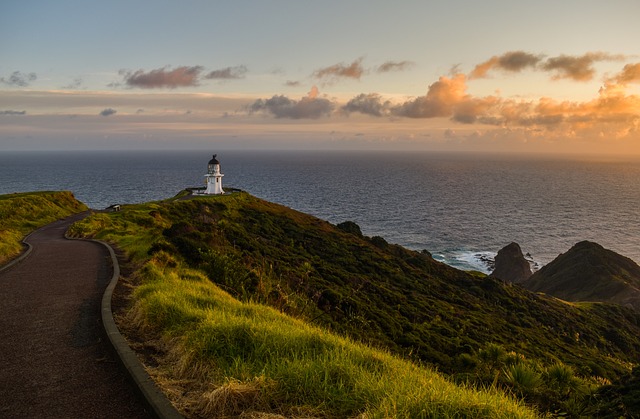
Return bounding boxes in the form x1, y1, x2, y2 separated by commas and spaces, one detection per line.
490, 242, 532, 283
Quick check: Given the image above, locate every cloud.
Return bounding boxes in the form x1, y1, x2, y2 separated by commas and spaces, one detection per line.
376, 60, 414, 73
470, 51, 543, 79
513, 84, 640, 138
393, 74, 469, 118
204, 65, 248, 80
0, 110, 27, 115
285, 80, 301, 87
249, 86, 334, 119
313, 57, 365, 83
541, 52, 624, 81
100, 108, 117, 117
120, 66, 203, 88
341, 93, 391, 117
369, 64, 640, 141
1, 71, 37, 87
451, 96, 501, 124
308, 58, 413, 85
0, 90, 250, 116
444, 128, 457, 139
389, 74, 502, 124
470, 51, 626, 82
62, 77, 84, 90
610, 63, 640, 85
307, 85, 320, 99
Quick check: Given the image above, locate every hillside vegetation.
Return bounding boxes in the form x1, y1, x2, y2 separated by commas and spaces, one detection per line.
124, 251, 537, 417
69, 191, 640, 416
524, 241, 640, 311
0, 191, 87, 265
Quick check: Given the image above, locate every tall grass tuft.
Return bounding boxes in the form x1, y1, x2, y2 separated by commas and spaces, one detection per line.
504, 363, 543, 394
197, 377, 267, 417
546, 363, 578, 394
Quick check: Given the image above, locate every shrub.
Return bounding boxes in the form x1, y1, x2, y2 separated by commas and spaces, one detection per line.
504, 363, 543, 394
337, 221, 363, 237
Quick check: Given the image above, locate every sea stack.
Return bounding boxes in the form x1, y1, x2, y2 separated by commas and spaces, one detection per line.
490, 242, 532, 283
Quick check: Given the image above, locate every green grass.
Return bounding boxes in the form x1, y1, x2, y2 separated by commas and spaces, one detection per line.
69, 190, 640, 416
128, 252, 538, 418
0, 191, 88, 265
67, 202, 171, 261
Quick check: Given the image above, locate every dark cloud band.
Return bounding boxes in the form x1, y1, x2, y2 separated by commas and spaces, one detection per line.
100, 108, 117, 116
470, 50, 626, 81
204, 65, 248, 80
313, 58, 365, 83
120, 66, 204, 88
0, 71, 37, 87
250, 87, 334, 119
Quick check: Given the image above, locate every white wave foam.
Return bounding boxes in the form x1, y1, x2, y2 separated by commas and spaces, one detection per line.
435, 249, 543, 274
434, 250, 496, 274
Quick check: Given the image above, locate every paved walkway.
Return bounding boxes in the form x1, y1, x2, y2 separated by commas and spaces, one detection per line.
0, 213, 152, 418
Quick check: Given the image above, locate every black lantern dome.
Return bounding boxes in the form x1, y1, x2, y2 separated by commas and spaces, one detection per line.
207, 154, 222, 175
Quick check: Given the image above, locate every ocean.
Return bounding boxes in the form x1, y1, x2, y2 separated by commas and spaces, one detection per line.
1, 150, 639, 272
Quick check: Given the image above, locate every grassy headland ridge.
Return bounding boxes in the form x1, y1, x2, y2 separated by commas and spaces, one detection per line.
69, 190, 640, 417
524, 240, 640, 310
0, 191, 88, 265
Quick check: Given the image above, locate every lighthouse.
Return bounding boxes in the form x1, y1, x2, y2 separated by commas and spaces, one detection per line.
204, 154, 225, 195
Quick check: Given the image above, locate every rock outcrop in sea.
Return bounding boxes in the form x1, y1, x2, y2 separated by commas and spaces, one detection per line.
490, 242, 532, 284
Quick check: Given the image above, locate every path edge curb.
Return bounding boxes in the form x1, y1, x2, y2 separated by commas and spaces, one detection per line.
0, 234, 33, 274
93, 239, 183, 419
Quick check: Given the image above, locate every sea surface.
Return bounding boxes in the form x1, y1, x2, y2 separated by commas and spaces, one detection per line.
1, 150, 639, 272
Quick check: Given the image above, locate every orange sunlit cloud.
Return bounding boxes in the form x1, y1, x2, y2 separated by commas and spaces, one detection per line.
611, 63, 640, 85
336, 61, 640, 144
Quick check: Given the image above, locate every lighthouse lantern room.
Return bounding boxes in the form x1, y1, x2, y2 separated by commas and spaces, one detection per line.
204, 154, 225, 195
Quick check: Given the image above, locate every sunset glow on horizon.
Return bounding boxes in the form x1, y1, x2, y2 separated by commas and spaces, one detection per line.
1, 1, 639, 155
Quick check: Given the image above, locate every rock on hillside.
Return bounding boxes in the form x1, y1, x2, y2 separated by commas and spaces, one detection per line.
490, 242, 532, 283
523, 241, 640, 310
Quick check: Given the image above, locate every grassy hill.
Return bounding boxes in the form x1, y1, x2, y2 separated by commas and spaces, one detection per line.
69, 191, 640, 416
0, 191, 88, 265
524, 241, 640, 311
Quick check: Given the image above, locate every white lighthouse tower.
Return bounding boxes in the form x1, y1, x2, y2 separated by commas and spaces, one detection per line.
204, 154, 225, 195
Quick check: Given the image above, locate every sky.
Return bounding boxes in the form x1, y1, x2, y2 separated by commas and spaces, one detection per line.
1, 0, 640, 155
